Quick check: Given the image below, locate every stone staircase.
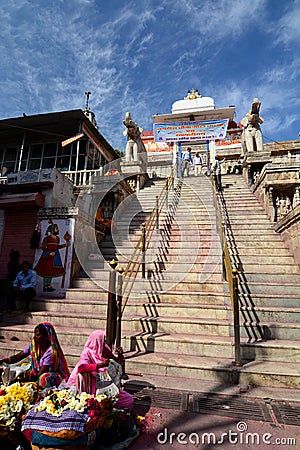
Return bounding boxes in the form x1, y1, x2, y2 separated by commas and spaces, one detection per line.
0, 174, 299, 400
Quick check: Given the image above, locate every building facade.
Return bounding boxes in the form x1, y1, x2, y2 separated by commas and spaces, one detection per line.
0, 108, 121, 292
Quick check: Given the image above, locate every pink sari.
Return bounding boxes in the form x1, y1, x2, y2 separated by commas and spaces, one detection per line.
67, 330, 133, 409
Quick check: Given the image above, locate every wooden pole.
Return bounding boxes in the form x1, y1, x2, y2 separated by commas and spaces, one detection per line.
61, 231, 71, 288
106, 259, 118, 349
156, 195, 159, 230
232, 268, 242, 367
115, 267, 124, 348
141, 222, 146, 279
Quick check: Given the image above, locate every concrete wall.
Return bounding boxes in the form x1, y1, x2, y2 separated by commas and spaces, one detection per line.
49, 170, 75, 208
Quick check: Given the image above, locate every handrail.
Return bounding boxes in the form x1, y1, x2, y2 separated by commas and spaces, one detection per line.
61, 168, 103, 186
211, 175, 241, 366
121, 169, 175, 315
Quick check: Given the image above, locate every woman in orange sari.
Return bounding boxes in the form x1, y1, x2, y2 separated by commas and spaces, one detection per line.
95, 206, 116, 232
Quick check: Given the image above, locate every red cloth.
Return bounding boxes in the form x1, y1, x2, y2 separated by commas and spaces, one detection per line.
77, 363, 97, 373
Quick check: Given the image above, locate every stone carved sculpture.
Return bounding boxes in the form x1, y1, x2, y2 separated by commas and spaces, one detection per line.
123, 112, 147, 164
276, 194, 292, 221
240, 98, 264, 153
252, 171, 260, 184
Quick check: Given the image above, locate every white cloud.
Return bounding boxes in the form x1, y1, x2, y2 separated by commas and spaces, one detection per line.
273, 0, 300, 46
0, 0, 298, 148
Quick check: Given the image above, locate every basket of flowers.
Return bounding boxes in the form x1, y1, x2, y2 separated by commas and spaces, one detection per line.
0, 381, 39, 444
22, 388, 114, 448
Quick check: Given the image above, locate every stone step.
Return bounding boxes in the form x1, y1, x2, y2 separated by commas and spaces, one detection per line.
85, 267, 223, 280
228, 247, 291, 256
123, 352, 300, 389
69, 278, 225, 295
244, 293, 300, 308
228, 224, 275, 231
222, 195, 262, 201
100, 242, 289, 256
0, 310, 261, 341
224, 214, 273, 220
219, 206, 266, 213
238, 359, 300, 389
34, 298, 229, 315
235, 269, 300, 279
218, 209, 267, 215
144, 258, 299, 273
112, 234, 220, 243
40, 294, 299, 325
65, 289, 226, 304
11, 309, 295, 341
239, 305, 300, 323
131, 315, 300, 339
82, 262, 299, 280
115, 223, 218, 232
120, 205, 211, 213
226, 230, 280, 238
122, 332, 300, 362
100, 241, 223, 252
1, 322, 299, 373
65, 285, 300, 309
239, 281, 300, 295
149, 291, 300, 308
151, 253, 300, 270
109, 236, 223, 246
71, 274, 300, 298
229, 240, 290, 249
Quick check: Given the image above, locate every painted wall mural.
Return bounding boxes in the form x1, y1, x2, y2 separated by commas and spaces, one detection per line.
33, 218, 75, 298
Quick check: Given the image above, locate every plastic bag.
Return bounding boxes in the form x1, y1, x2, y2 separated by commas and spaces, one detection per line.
1, 362, 31, 385
96, 360, 122, 397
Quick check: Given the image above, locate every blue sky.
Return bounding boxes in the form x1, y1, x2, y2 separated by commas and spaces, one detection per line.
0, 0, 299, 150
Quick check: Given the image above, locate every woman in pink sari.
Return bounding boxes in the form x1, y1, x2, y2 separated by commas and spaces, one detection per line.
67, 330, 133, 410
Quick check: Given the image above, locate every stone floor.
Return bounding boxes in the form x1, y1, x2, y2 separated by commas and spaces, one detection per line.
129, 404, 300, 450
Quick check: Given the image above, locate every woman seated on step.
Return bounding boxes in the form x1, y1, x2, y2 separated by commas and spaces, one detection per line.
0, 322, 70, 388
67, 330, 133, 409
95, 205, 116, 233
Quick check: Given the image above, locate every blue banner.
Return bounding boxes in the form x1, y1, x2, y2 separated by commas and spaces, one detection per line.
154, 119, 229, 142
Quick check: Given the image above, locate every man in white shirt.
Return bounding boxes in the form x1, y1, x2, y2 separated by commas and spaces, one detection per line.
193, 152, 203, 176
211, 158, 225, 191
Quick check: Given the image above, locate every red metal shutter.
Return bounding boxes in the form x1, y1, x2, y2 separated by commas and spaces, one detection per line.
0, 209, 37, 277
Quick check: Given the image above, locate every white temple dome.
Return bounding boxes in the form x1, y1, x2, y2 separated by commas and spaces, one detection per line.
172, 89, 215, 114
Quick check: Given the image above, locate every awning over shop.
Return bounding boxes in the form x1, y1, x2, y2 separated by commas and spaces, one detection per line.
0, 192, 45, 209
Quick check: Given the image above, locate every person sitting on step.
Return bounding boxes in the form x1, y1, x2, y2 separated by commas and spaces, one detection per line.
0, 322, 70, 389
67, 330, 133, 409
12, 260, 36, 312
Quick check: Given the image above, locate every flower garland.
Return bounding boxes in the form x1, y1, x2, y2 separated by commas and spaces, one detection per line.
35, 389, 109, 418
0, 382, 37, 430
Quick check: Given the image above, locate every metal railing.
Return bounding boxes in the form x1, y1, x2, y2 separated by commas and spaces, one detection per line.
105, 168, 176, 348
212, 175, 242, 366
121, 173, 174, 308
